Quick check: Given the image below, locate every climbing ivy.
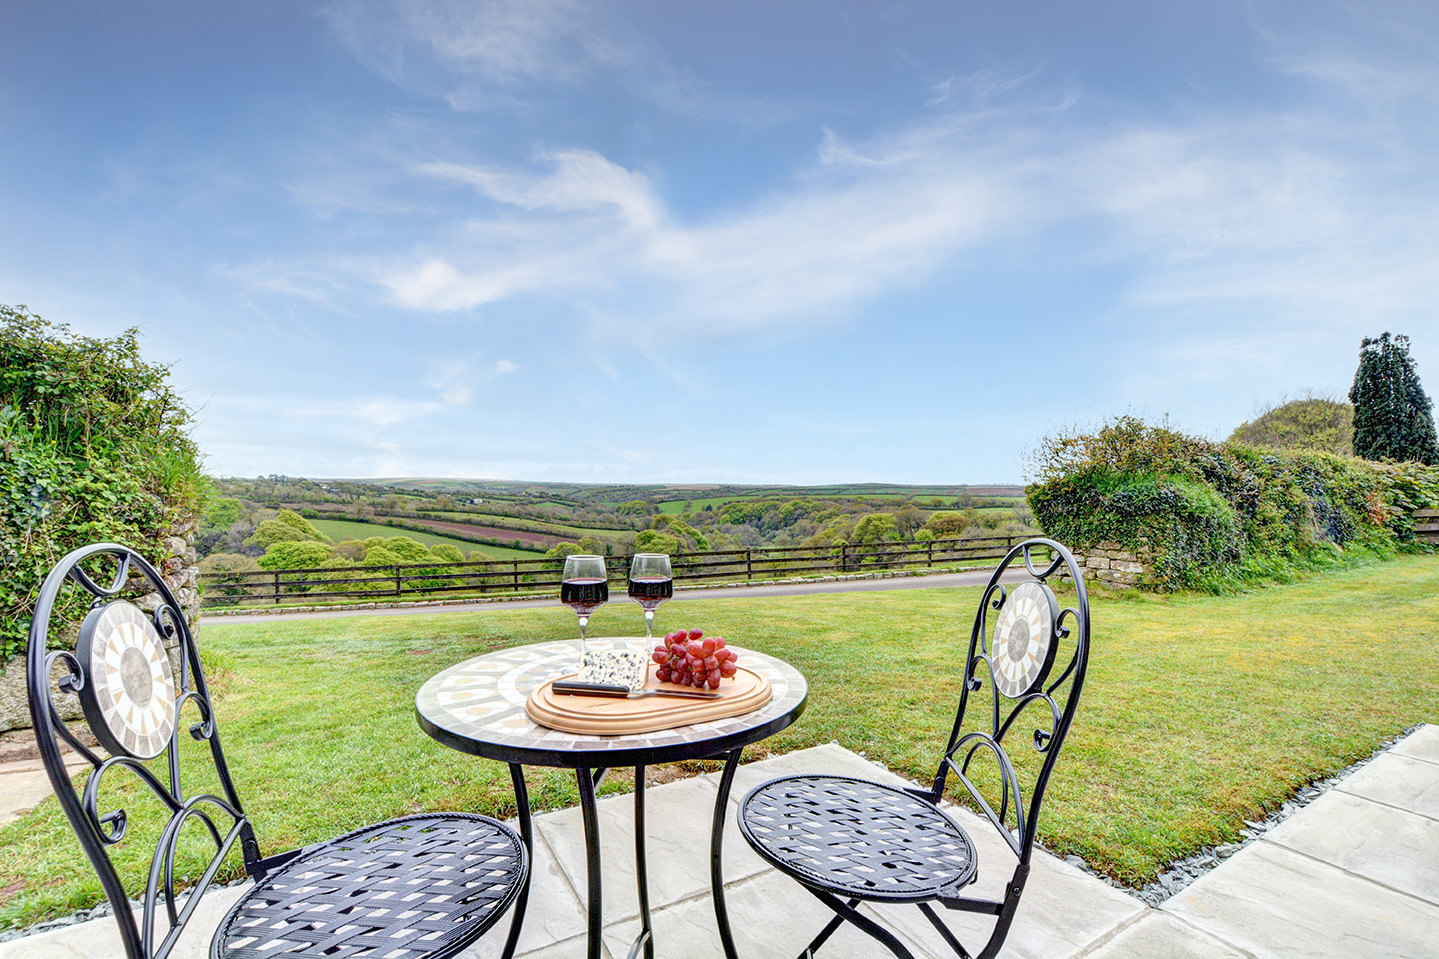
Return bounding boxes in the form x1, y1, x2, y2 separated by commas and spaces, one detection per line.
0, 305, 203, 661
1027, 416, 1439, 592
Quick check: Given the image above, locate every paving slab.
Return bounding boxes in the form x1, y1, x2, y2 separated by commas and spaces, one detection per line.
0, 753, 87, 827
0, 886, 245, 959
537, 774, 727, 925
460, 822, 592, 958
1162, 840, 1439, 959
604, 869, 927, 959
869, 803, 1145, 959
1264, 787, 1439, 905
1081, 912, 1256, 959
702, 741, 918, 800
1334, 751, 1439, 819
1391, 724, 1439, 765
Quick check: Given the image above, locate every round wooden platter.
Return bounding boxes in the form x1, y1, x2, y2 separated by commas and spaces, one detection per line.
525, 666, 772, 735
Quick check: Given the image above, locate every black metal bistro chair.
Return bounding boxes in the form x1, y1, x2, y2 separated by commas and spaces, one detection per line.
26, 543, 528, 959
737, 538, 1090, 959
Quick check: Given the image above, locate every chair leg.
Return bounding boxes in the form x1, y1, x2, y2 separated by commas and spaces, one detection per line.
800, 887, 918, 959
712, 748, 742, 959
918, 902, 973, 958
499, 762, 533, 959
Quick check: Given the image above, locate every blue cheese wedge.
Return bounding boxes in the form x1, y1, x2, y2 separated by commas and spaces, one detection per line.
578, 649, 647, 691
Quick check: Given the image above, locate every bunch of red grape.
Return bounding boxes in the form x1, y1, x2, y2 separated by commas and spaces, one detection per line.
652, 629, 739, 689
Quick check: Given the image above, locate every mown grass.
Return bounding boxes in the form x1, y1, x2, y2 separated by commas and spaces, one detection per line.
2, 554, 1436, 927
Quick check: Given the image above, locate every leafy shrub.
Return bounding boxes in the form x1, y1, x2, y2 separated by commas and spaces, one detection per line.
244, 509, 325, 549
1, 306, 202, 661
197, 552, 263, 603
364, 536, 431, 563
329, 539, 368, 562
1027, 415, 1439, 591
257, 541, 332, 570
429, 543, 464, 563
1228, 394, 1352, 456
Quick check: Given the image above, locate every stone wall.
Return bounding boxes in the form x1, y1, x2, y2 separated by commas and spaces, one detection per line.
0, 514, 200, 734
1063, 540, 1157, 590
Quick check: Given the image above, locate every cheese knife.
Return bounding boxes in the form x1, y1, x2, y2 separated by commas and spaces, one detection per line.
552, 680, 720, 700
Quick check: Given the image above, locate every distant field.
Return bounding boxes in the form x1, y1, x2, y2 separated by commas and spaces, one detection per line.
426, 510, 632, 539
657, 493, 1011, 514
308, 519, 538, 560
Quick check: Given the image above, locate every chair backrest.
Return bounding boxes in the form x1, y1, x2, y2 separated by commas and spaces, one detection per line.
932, 537, 1089, 867
26, 543, 259, 959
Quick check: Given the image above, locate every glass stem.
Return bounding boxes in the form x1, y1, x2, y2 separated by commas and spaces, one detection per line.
644, 609, 654, 639
579, 615, 589, 642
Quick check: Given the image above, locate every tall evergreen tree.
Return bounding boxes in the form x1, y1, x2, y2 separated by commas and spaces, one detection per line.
1349, 332, 1439, 464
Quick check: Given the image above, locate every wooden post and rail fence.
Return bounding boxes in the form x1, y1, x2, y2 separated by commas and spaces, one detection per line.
197, 535, 1023, 609
1416, 508, 1439, 546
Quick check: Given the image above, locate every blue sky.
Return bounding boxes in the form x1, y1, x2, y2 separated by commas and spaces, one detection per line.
2, 1, 1436, 484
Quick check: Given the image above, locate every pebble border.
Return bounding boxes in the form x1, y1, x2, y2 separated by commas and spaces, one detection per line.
1069, 723, 1424, 905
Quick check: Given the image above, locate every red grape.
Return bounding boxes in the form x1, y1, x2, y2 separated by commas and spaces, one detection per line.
650, 627, 739, 689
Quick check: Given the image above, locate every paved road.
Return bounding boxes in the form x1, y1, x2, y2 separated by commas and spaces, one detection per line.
208, 567, 1022, 624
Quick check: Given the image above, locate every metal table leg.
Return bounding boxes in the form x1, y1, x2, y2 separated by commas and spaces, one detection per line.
576, 767, 604, 959
630, 764, 654, 959
711, 748, 744, 959
500, 763, 533, 959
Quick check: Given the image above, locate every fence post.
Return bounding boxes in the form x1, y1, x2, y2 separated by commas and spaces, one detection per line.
273, 571, 280, 605
927, 541, 933, 568
394, 565, 402, 597
840, 544, 847, 572
512, 561, 519, 593
746, 549, 753, 582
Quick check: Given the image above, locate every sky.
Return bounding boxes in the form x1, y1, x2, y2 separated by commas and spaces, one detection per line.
2, 1, 1436, 485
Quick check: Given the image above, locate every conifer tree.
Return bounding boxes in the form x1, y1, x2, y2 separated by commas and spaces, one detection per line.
1349, 332, 1439, 464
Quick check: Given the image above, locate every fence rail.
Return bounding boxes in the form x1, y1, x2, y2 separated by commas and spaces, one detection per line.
198, 535, 1021, 608
1416, 508, 1439, 545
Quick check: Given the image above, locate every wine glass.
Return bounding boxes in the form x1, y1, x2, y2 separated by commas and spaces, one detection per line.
628, 553, 673, 639
560, 554, 608, 667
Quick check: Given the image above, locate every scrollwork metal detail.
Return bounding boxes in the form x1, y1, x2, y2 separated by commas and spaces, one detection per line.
25, 542, 257, 959
935, 537, 1090, 872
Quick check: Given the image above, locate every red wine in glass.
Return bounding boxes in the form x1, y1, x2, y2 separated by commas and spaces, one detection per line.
561, 555, 608, 668
627, 578, 673, 607
561, 577, 609, 615
628, 553, 673, 638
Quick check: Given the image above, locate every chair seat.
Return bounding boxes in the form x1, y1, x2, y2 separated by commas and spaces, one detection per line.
738, 775, 977, 904
213, 813, 526, 959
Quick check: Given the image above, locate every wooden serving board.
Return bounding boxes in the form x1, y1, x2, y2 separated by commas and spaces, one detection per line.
526, 666, 772, 735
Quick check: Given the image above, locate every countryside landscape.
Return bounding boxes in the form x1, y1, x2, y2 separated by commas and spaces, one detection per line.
2, 3, 1438, 958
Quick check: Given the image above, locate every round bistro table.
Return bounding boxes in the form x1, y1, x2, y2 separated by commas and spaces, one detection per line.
415, 640, 808, 959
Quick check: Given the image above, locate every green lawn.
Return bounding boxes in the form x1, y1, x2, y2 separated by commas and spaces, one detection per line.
308, 518, 537, 560
2, 554, 1436, 927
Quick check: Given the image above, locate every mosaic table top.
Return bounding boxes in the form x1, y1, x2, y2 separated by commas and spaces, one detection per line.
415, 639, 808, 768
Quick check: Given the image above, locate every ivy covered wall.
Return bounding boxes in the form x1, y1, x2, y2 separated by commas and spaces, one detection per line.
1027, 416, 1439, 591
1, 305, 204, 664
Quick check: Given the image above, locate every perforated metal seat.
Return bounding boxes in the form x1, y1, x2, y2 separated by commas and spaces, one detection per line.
739, 775, 976, 902
26, 543, 530, 959
215, 814, 526, 959
734, 538, 1091, 959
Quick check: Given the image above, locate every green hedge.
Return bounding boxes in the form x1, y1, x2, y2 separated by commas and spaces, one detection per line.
1027, 416, 1439, 591
0, 306, 202, 661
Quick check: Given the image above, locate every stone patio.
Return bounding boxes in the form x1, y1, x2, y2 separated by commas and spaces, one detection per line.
2, 726, 1436, 958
